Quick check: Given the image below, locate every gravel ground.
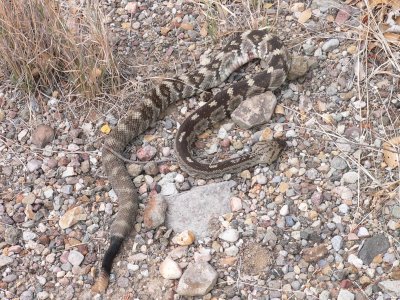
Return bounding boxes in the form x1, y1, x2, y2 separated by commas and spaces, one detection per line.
1, 0, 400, 299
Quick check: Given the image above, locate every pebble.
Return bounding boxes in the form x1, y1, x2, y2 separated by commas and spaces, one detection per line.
62, 166, 75, 178
176, 262, 218, 296
342, 171, 358, 184
23, 231, 37, 241
337, 289, 354, 300
219, 228, 240, 242
31, 125, 55, 148
331, 235, 343, 251
348, 254, 363, 268
358, 234, 390, 264
392, 206, 400, 218
127, 164, 142, 177
68, 250, 84, 266
378, 280, 400, 297
161, 182, 178, 196
143, 193, 167, 229
159, 257, 182, 279
117, 277, 129, 288
230, 197, 242, 211
322, 39, 340, 52
225, 245, 239, 256
27, 159, 42, 172
280, 205, 289, 216
137, 145, 157, 161
331, 156, 347, 170
172, 230, 195, 246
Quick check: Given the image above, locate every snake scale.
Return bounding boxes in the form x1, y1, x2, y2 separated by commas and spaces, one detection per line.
92, 29, 291, 293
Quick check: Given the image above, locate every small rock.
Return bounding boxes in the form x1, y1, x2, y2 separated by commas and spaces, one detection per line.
230, 197, 242, 212
117, 277, 129, 288
231, 91, 277, 129
225, 245, 239, 256
280, 205, 289, 216
31, 125, 55, 148
127, 164, 142, 177
358, 234, 390, 264
144, 161, 158, 175
322, 39, 340, 52
159, 257, 182, 279
331, 235, 343, 251
331, 156, 347, 170
161, 182, 178, 196
137, 145, 157, 161
337, 289, 354, 300
342, 171, 358, 184
59, 206, 87, 229
219, 228, 239, 242
378, 280, 400, 297
143, 192, 167, 229
302, 244, 328, 262
20, 290, 34, 300
62, 166, 75, 178
60, 185, 73, 195
348, 254, 363, 268
172, 230, 195, 246
68, 250, 84, 266
176, 262, 218, 296
27, 159, 42, 172
287, 56, 310, 80
5, 227, 21, 245
0, 255, 13, 268
23, 231, 37, 241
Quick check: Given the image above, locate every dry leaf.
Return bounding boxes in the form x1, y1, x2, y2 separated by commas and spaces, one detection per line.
264, 3, 274, 9
298, 9, 312, 24
100, 124, 111, 134
383, 136, 400, 168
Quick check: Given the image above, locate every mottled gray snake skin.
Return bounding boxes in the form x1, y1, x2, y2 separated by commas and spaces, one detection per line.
92, 29, 291, 293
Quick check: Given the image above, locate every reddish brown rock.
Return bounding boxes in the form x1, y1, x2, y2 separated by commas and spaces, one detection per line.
31, 124, 55, 148
302, 244, 328, 263
143, 192, 167, 229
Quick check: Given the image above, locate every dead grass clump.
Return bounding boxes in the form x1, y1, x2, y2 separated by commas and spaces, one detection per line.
0, 0, 119, 99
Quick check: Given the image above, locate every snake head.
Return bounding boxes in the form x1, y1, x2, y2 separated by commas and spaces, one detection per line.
252, 139, 286, 164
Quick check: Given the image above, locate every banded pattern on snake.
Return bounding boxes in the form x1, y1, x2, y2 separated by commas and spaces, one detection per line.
92, 29, 291, 293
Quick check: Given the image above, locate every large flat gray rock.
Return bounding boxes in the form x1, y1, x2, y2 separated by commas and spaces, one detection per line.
165, 181, 236, 238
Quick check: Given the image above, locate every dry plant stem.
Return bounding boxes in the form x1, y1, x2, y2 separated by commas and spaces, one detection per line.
0, 0, 119, 99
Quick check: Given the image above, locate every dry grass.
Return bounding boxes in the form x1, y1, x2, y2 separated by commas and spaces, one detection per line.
0, 0, 119, 99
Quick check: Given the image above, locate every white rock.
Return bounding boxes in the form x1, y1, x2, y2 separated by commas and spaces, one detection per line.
219, 228, 239, 242
176, 262, 218, 296
298, 203, 308, 212
68, 250, 84, 266
230, 197, 242, 212
159, 257, 182, 279
280, 205, 289, 216
357, 227, 369, 237
378, 280, 400, 297
337, 289, 354, 300
23, 231, 37, 241
348, 254, 363, 268
175, 173, 185, 183
342, 171, 358, 184
62, 166, 75, 178
0, 255, 13, 268
225, 245, 239, 256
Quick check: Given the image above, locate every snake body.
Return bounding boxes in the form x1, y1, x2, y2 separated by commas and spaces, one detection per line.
92, 29, 291, 293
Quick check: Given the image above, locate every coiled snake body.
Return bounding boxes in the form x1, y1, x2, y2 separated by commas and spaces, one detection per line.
93, 29, 291, 292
